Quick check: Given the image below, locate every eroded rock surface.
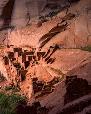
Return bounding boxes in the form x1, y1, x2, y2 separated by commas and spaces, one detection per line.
5, 0, 91, 49
0, 0, 91, 114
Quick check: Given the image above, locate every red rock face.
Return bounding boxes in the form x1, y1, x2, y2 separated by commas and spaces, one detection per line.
6, 0, 91, 49
0, 0, 67, 28
0, 0, 91, 113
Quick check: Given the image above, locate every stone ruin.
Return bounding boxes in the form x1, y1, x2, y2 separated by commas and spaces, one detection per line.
2, 44, 60, 99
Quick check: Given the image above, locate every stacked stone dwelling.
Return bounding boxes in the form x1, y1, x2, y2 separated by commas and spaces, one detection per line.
2, 44, 60, 99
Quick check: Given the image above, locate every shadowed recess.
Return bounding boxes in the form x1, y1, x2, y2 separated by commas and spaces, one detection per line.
39, 23, 68, 49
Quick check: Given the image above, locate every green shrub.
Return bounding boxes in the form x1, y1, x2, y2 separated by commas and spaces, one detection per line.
81, 46, 91, 52
5, 86, 13, 91
5, 85, 20, 92
0, 93, 26, 114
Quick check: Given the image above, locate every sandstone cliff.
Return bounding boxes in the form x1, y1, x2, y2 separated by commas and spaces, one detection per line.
0, 0, 91, 114
6, 0, 91, 48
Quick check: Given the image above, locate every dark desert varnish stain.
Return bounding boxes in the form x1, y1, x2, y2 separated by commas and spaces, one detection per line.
0, 0, 15, 30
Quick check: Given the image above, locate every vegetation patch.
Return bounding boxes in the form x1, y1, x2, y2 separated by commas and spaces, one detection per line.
5, 85, 20, 92
80, 46, 91, 52
0, 93, 48, 114
0, 93, 26, 114
0, 44, 5, 49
